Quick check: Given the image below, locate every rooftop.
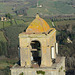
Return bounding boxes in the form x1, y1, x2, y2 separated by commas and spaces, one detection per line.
26, 14, 50, 34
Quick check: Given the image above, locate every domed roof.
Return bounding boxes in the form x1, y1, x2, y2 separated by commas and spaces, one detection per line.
26, 14, 50, 33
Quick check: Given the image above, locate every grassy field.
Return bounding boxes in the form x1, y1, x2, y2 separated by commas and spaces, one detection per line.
54, 20, 75, 26
0, 21, 11, 29
0, 31, 7, 42
0, 2, 15, 15
0, 58, 18, 69
27, 0, 75, 16
44, 18, 53, 27
0, 17, 33, 29
0, 0, 75, 16
0, 1, 29, 15
0, 57, 18, 75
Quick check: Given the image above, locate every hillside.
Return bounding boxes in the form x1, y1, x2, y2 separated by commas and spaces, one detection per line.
27, 0, 75, 16
0, 31, 7, 42
0, 0, 75, 16
0, 16, 75, 75
0, 0, 75, 75
0, 31, 7, 55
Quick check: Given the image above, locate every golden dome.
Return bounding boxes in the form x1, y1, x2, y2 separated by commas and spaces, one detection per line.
26, 14, 50, 33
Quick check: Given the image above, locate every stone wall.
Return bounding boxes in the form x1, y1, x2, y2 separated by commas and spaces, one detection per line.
11, 57, 65, 75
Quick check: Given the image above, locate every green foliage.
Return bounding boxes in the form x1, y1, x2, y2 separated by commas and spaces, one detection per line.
44, 18, 53, 27
0, 17, 33, 57
0, 31, 7, 56
0, 57, 18, 75
55, 18, 75, 57
57, 30, 67, 44
16, 20, 25, 25
3, 18, 30, 57
27, 0, 75, 16
0, 1, 29, 15
63, 70, 66, 72
5, 13, 12, 19
0, 21, 11, 29
4, 24, 28, 46
55, 20, 75, 27
0, 58, 18, 68
0, 58, 18, 75
19, 72, 24, 75
36, 70, 45, 75
0, 31, 7, 42
0, 66, 10, 75
59, 66, 63, 72
15, 8, 27, 16
0, 0, 75, 16
0, 41, 7, 55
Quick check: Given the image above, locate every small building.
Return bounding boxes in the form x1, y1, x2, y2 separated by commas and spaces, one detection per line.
18, 15, 23, 17
10, 14, 65, 75
67, 37, 72, 43
37, 2, 43, 8
1, 17, 7, 21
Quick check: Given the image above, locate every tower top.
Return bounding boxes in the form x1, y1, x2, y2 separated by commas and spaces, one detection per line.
26, 14, 50, 34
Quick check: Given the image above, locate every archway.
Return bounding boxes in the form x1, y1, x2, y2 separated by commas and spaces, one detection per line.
30, 40, 41, 67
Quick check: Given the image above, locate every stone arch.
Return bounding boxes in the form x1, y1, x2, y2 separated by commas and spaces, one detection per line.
30, 40, 42, 67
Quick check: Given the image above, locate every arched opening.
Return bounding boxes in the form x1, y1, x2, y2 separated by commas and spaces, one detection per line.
30, 40, 41, 67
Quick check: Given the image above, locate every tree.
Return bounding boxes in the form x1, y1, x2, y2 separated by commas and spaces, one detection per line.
15, 8, 28, 16
19, 72, 24, 75
5, 13, 12, 19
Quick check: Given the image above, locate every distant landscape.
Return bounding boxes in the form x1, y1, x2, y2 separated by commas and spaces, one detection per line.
0, 0, 75, 75
0, 0, 75, 16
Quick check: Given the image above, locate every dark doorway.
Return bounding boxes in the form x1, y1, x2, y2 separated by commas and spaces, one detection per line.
30, 40, 41, 66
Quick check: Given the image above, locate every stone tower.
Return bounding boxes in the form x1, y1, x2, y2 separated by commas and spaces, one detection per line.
11, 15, 65, 75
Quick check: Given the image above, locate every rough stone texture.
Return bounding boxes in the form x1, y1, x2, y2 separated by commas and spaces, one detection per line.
10, 15, 65, 75
11, 57, 65, 75
19, 28, 56, 67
